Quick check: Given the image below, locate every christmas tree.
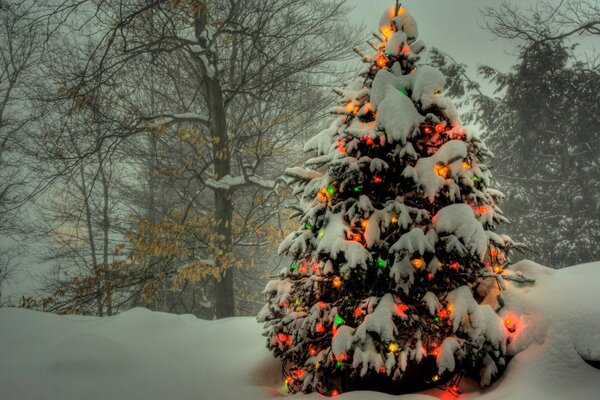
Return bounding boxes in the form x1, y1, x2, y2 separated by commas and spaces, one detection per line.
259, 3, 520, 396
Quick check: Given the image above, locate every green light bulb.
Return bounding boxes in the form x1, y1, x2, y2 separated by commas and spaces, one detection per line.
334, 316, 344, 326
377, 258, 386, 268
327, 184, 335, 196
291, 263, 299, 270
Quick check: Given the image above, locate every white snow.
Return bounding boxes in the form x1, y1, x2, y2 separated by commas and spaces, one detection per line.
433, 204, 488, 260
376, 87, 424, 144
0, 263, 599, 400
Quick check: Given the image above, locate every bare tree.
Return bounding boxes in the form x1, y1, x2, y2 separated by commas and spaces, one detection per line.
21, 0, 358, 317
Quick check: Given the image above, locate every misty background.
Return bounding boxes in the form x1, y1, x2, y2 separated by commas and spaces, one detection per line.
0, 0, 598, 318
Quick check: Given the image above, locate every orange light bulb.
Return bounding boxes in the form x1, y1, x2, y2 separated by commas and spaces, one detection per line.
411, 258, 424, 268
332, 277, 342, 288
435, 164, 449, 178
376, 54, 388, 68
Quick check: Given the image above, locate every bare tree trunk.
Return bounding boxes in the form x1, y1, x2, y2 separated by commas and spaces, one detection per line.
195, 5, 234, 318
97, 152, 112, 316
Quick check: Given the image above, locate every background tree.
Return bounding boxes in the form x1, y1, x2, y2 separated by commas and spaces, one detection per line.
431, 0, 599, 268
17, 0, 357, 317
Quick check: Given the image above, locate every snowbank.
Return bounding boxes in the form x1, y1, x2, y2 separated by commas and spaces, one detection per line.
1, 260, 599, 400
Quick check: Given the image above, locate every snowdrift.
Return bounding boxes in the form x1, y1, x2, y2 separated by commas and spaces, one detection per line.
0, 260, 599, 400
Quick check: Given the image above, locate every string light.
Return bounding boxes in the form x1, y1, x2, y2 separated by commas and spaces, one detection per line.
353, 185, 362, 192
354, 308, 363, 317
401, 43, 410, 54
435, 123, 445, 133
493, 264, 503, 274
334, 316, 345, 326
490, 248, 499, 257
330, 389, 339, 397
332, 277, 342, 288
291, 263, 299, 270
395, 303, 409, 314
411, 258, 424, 268
422, 125, 433, 134
327, 184, 335, 196
391, 215, 398, 224
305, 223, 312, 230
360, 219, 368, 228
449, 261, 460, 271
435, 164, 449, 178
478, 205, 488, 214
432, 374, 440, 382
376, 53, 388, 68
316, 323, 325, 333
377, 258, 386, 268
373, 176, 383, 183
461, 160, 471, 170
388, 343, 399, 352
364, 136, 374, 146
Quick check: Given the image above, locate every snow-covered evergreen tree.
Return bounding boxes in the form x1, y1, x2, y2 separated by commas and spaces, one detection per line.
259, 4, 520, 396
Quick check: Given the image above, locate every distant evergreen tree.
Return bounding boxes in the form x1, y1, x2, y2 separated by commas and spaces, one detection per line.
474, 41, 599, 268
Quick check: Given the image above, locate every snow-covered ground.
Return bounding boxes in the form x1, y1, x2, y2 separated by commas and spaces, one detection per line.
1, 260, 599, 400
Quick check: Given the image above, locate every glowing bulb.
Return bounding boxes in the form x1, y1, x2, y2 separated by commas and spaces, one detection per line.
354, 308, 363, 317
449, 262, 460, 271
316, 323, 325, 333
330, 389, 339, 397
291, 263, 299, 270
353, 186, 362, 192
435, 123, 445, 133
376, 54, 388, 68
435, 164, 449, 178
401, 43, 410, 54
395, 303, 409, 315
490, 248, 499, 257
318, 230, 325, 238
332, 277, 342, 288
334, 316, 344, 326
461, 160, 471, 170
432, 374, 440, 382
391, 216, 398, 224
447, 304, 455, 312
327, 184, 335, 196
493, 264, 503, 274
380, 26, 392, 38
309, 345, 317, 356
373, 176, 383, 183
411, 258, 424, 268
360, 219, 368, 228
388, 343, 399, 352
379, 366, 386, 373
305, 223, 312, 230
377, 258, 386, 268
422, 125, 433, 134
478, 205, 488, 214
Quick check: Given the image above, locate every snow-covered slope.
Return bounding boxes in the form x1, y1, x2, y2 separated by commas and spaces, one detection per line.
0, 260, 599, 400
